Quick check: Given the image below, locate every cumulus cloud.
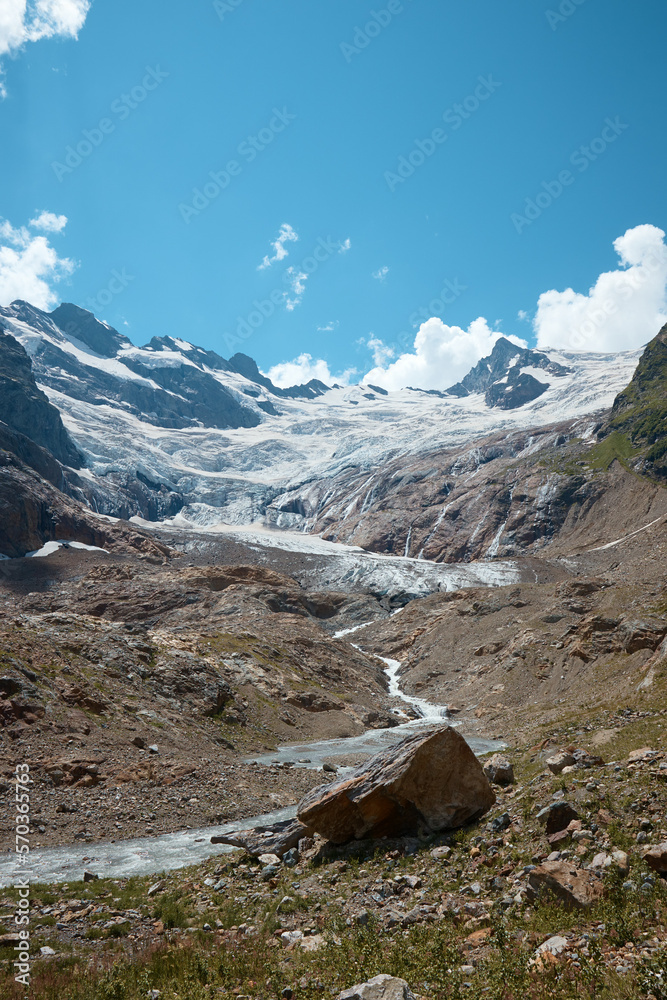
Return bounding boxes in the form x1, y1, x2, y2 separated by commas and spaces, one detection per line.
363, 318, 526, 392
29, 210, 68, 232
0, 0, 90, 97
338, 238, 351, 254
0, 213, 75, 310
265, 353, 356, 388
257, 223, 298, 270
373, 266, 389, 282
534, 224, 667, 352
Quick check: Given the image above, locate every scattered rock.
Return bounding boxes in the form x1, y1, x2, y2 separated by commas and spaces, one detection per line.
483, 754, 514, 785
336, 974, 417, 1000
82, 869, 99, 882
297, 725, 495, 844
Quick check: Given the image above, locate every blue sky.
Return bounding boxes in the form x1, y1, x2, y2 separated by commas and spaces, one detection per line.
1, 0, 667, 389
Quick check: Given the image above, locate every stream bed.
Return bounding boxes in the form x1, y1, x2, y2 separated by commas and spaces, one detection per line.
0, 649, 502, 888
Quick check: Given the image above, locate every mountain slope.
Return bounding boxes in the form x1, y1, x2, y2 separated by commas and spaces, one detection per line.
595, 323, 667, 479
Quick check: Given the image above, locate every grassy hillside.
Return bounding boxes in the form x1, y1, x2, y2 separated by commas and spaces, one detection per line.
589, 324, 667, 479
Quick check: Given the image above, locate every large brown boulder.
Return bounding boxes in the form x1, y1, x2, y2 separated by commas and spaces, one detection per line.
296, 725, 495, 844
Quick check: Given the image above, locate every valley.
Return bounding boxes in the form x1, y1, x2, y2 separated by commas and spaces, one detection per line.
0, 303, 666, 999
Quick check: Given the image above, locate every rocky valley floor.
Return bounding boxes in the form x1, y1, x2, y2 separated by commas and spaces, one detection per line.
0, 509, 666, 998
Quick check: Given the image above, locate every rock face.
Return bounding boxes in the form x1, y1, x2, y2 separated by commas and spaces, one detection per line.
526, 861, 604, 909
0, 331, 81, 467
297, 725, 495, 844
337, 975, 417, 1000
446, 336, 572, 402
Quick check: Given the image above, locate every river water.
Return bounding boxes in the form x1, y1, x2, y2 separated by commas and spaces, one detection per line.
0, 642, 501, 888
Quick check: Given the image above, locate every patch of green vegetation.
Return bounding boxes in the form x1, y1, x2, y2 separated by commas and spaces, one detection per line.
153, 891, 189, 930
584, 431, 635, 471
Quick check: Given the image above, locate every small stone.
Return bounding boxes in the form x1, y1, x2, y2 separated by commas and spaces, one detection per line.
430, 845, 451, 860
323, 763, 338, 773
83, 870, 99, 882
148, 745, 159, 754
147, 880, 165, 896
40, 946, 56, 956
258, 853, 281, 866
282, 990, 294, 1000
281, 930, 303, 946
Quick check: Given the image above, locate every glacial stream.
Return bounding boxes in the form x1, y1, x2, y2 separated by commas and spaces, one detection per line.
0, 638, 502, 888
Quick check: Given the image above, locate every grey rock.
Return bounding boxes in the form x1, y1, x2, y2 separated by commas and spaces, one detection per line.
337, 974, 417, 1000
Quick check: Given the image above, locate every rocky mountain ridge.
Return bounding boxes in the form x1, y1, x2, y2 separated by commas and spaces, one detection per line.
0, 299, 643, 543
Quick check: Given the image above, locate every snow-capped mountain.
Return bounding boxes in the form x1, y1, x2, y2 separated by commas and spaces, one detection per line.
0, 300, 643, 530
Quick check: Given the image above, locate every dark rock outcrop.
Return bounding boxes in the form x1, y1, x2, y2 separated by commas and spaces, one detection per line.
0, 331, 82, 467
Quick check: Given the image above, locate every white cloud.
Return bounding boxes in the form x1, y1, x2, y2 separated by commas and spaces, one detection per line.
367, 335, 395, 367
534, 224, 667, 352
363, 317, 527, 392
284, 266, 308, 311
29, 210, 68, 232
317, 321, 338, 332
258, 223, 298, 270
0, 0, 90, 97
338, 238, 351, 254
0, 212, 75, 310
265, 353, 356, 388
373, 266, 389, 282
517, 309, 529, 322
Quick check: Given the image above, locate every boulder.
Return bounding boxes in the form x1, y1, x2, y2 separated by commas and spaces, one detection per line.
483, 754, 514, 785
211, 817, 312, 858
546, 752, 576, 774
526, 861, 604, 909
337, 975, 417, 1000
536, 801, 580, 837
642, 842, 667, 874
297, 725, 495, 844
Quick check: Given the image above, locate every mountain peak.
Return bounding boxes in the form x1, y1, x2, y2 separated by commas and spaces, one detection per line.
50, 303, 131, 358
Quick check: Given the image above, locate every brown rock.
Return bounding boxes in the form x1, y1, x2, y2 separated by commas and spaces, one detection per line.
642, 842, 667, 874
526, 861, 604, 909
297, 725, 495, 844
